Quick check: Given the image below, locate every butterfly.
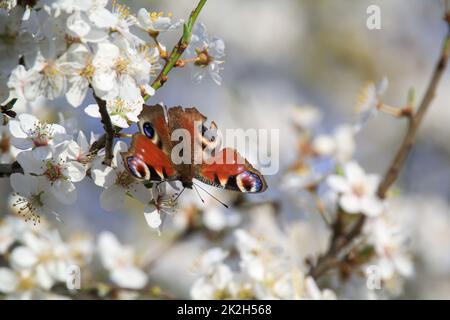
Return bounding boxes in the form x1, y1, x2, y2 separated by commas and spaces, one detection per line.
121, 104, 267, 194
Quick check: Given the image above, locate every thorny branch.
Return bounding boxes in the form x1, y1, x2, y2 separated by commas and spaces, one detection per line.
308, 11, 450, 280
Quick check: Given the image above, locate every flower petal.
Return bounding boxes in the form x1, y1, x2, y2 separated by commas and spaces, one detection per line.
84, 104, 101, 118
100, 185, 125, 211
339, 194, 361, 213
110, 267, 147, 289
10, 246, 38, 269
143, 205, 161, 229
65, 161, 86, 182
8, 120, 27, 138
0, 268, 18, 293
326, 175, 350, 193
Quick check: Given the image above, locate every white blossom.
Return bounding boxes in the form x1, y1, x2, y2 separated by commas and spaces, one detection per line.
8, 113, 70, 160
187, 22, 225, 85
365, 213, 413, 280
91, 141, 150, 211
65, 131, 94, 165
354, 77, 389, 131
0, 216, 26, 254
23, 49, 67, 101
0, 6, 36, 74
63, 43, 95, 107
291, 105, 323, 131
327, 161, 384, 217
137, 9, 183, 33
143, 184, 176, 234
97, 231, 147, 289
10, 173, 61, 223
9, 229, 74, 288
313, 125, 355, 164
190, 248, 236, 299
16, 143, 86, 205
85, 95, 143, 128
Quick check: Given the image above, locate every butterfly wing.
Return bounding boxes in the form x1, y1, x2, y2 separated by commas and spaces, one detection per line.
122, 104, 178, 182
195, 148, 267, 193
122, 133, 178, 182
138, 104, 172, 153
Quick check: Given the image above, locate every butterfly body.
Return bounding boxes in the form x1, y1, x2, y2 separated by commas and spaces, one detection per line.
122, 105, 267, 193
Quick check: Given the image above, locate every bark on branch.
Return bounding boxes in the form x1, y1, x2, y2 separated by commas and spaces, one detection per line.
93, 94, 114, 166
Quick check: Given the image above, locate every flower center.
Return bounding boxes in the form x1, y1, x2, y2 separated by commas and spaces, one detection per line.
30, 122, 52, 147
115, 171, 134, 188
44, 161, 64, 182
42, 61, 60, 77
107, 98, 127, 115
155, 194, 177, 214
80, 61, 95, 79
114, 57, 129, 74
18, 272, 36, 291
194, 48, 214, 67
13, 193, 43, 225
352, 184, 366, 198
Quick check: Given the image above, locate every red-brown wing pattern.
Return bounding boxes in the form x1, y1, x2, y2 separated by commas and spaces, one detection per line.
195, 148, 267, 193
123, 104, 179, 182
138, 104, 172, 154
122, 133, 178, 182
167, 107, 207, 162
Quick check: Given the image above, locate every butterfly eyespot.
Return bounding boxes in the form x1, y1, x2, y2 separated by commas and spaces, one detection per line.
141, 121, 160, 145
236, 171, 263, 193
126, 156, 150, 180
143, 122, 155, 139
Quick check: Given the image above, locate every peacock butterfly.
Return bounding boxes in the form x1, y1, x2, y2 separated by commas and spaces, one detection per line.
121, 104, 267, 193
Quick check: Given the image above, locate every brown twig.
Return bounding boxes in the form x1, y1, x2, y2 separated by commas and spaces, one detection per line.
89, 133, 106, 154
93, 94, 114, 166
377, 22, 450, 198
0, 162, 23, 177
309, 12, 450, 280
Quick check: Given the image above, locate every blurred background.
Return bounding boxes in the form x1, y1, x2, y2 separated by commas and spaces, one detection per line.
2, 0, 450, 299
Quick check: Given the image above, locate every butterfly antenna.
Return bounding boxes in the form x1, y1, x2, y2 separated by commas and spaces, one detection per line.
192, 184, 205, 204
193, 182, 229, 209
174, 187, 186, 202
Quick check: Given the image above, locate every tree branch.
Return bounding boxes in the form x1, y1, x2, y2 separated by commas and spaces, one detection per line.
145, 0, 208, 99
0, 162, 23, 177
309, 12, 450, 280
93, 94, 114, 166
377, 18, 450, 198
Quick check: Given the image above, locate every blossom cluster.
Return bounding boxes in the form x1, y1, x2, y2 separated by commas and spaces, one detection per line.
0, 1, 224, 127
0, 215, 152, 299
0, 0, 225, 232
191, 229, 337, 300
